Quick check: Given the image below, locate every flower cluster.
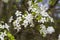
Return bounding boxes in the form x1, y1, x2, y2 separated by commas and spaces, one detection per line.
0, 22, 9, 30
0, 31, 7, 40
7, 0, 55, 37
0, 0, 57, 40
13, 11, 22, 32
40, 24, 55, 37
37, 1, 54, 37
0, 0, 56, 40
0, 21, 10, 40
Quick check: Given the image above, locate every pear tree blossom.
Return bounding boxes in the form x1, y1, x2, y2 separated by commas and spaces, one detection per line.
46, 26, 55, 34
0, 0, 57, 40
13, 17, 22, 31
0, 31, 7, 40
4, 23, 10, 31
11, 0, 55, 37
40, 24, 55, 37
40, 24, 47, 37
0, 23, 9, 30
15, 10, 22, 17
38, 17, 47, 23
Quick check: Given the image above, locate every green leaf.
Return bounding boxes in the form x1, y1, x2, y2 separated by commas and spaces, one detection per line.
36, 15, 42, 20
32, 12, 36, 16
37, 0, 43, 2
7, 32, 15, 40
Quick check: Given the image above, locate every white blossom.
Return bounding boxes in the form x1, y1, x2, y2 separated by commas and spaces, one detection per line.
0, 31, 7, 40
58, 34, 60, 40
28, 5, 33, 11
2, 0, 9, 3
49, 16, 54, 22
40, 25, 55, 37
13, 16, 22, 27
13, 20, 18, 27
22, 20, 29, 27
27, 0, 32, 6
34, 0, 37, 3
40, 11, 49, 17
13, 16, 22, 32
22, 14, 34, 27
38, 17, 47, 23
0, 23, 9, 30
40, 24, 47, 37
16, 17, 22, 22
13, 21, 21, 31
0, 36, 4, 40
13, 20, 21, 32
9, 16, 13, 23
15, 10, 22, 17
4, 23, 10, 30
27, 0, 32, 11
25, 14, 33, 23
13, 20, 20, 27
14, 26, 21, 32
47, 26, 55, 34
38, 3, 49, 11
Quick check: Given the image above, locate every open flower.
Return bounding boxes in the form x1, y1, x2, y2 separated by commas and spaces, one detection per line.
40, 11, 49, 17
13, 16, 22, 32
4, 23, 10, 30
40, 24, 47, 37
13, 16, 22, 27
38, 2, 49, 11
22, 20, 29, 27
27, 0, 32, 6
25, 14, 33, 23
0, 31, 7, 40
38, 17, 47, 23
14, 26, 21, 32
15, 10, 22, 17
47, 26, 55, 34
0, 23, 10, 30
